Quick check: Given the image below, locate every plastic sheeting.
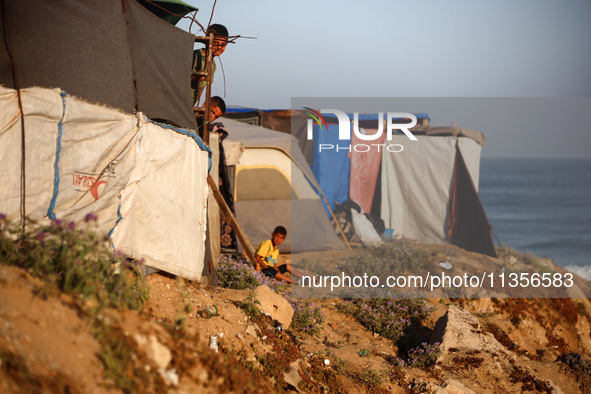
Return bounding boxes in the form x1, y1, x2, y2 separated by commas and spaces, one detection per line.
349, 128, 386, 214
312, 122, 351, 212
380, 135, 482, 245
0, 86, 209, 280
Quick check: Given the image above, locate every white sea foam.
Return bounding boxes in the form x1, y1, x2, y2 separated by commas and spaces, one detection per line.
565, 265, 591, 281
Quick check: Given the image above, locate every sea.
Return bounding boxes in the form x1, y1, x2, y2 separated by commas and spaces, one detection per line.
478, 158, 591, 280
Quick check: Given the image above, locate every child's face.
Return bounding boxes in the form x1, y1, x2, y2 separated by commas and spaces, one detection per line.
210, 105, 223, 121
271, 232, 285, 247
212, 37, 228, 56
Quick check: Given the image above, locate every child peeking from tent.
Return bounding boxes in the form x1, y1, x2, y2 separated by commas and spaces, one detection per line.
191, 24, 229, 106
194, 95, 226, 122
195, 96, 226, 137
255, 226, 303, 285
208, 95, 226, 122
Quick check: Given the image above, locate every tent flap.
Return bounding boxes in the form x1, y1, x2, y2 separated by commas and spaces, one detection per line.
447, 145, 497, 257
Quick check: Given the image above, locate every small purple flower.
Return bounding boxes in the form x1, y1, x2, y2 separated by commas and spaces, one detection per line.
36, 232, 47, 242
67, 221, 76, 231
0, 213, 6, 220
84, 212, 98, 222
54, 218, 63, 226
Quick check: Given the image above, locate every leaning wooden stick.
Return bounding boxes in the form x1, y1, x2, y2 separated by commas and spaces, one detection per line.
207, 175, 258, 269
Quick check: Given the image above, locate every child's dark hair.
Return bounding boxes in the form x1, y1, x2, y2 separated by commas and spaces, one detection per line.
211, 96, 226, 115
273, 226, 287, 236
207, 24, 228, 38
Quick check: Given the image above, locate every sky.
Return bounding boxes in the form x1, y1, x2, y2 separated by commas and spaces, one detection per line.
177, 1, 591, 158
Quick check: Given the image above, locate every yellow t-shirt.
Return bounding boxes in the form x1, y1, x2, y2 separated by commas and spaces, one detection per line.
255, 239, 280, 267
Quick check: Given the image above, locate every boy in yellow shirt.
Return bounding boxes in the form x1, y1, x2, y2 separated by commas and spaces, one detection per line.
255, 226, 303, 284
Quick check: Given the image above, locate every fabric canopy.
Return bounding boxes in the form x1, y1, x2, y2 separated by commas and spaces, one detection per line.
0, 0, 197, 130
312, 123, 351, 213
349, 128, 386, 214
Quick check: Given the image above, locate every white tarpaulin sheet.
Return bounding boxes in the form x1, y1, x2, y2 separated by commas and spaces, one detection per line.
0, 86, 209, 280
380, 135, 481, 244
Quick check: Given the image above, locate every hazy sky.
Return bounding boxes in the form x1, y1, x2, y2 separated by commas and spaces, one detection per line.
178, 1, 591, 158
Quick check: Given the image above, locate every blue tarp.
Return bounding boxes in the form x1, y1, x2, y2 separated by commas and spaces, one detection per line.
312, 123, 351, 215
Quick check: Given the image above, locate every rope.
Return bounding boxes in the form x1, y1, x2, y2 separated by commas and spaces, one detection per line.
108, 195, 124, 248
491, 228, 508, 270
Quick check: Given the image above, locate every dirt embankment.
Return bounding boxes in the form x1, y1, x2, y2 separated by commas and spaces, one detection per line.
1, 243, 591, 393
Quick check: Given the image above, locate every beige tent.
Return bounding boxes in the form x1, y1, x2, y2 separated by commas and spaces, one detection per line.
220, 118, 346, 254
0, 86, 210, 279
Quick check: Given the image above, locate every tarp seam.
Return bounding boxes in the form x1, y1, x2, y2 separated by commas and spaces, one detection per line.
146, 117, 213, 172
108, 194, 124, 250
47, 90, 67, 220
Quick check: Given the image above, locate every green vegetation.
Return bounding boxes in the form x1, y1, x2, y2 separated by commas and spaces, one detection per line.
216, 254, 263, 290
238, 289, 262, 319
393, 342, 442, 369
497, 246, 553, 272
0, 214, 152, 392
94, 321, 147, 392
338, 297, 434, 343
317, 348, 347, 372
286, 298, 324, 336
360, 365, 389, 389
0, 215, 148, 312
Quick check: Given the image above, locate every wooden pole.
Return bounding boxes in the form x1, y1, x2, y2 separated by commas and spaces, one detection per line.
203, 32, 213, 146
207, 175, 258, 268
319, 193, 351, 250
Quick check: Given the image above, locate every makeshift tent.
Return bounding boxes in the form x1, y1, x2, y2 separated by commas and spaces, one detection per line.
0, 0, 214, 279
0, 85, 211, 279
379, 131, 495, 256
224, 109, 496, 257
219, 118, 346, 254
0, 0, 197, 130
